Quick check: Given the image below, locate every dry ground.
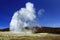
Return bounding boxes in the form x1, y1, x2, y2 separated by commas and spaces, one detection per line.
0, 32, 60, 40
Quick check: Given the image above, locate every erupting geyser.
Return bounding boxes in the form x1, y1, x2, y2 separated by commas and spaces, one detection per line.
10, 2, 37, 33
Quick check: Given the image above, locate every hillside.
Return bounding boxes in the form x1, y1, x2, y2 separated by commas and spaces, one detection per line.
0, 26, 60, 34
0, 28, 9, 31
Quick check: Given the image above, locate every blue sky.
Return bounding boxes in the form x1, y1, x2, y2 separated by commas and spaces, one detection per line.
0, 0, 60, 28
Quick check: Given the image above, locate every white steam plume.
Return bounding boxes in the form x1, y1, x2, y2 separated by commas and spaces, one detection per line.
10, 2, 36, 33
10, 2, 45, 33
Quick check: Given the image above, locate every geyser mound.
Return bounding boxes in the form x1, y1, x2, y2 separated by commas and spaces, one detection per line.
10, 2, 40, 33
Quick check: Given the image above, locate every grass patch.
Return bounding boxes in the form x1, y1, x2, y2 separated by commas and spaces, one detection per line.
0, 32, 60, 40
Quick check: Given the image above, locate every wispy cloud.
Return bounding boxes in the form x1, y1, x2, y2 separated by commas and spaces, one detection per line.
38, 9, 45, 17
